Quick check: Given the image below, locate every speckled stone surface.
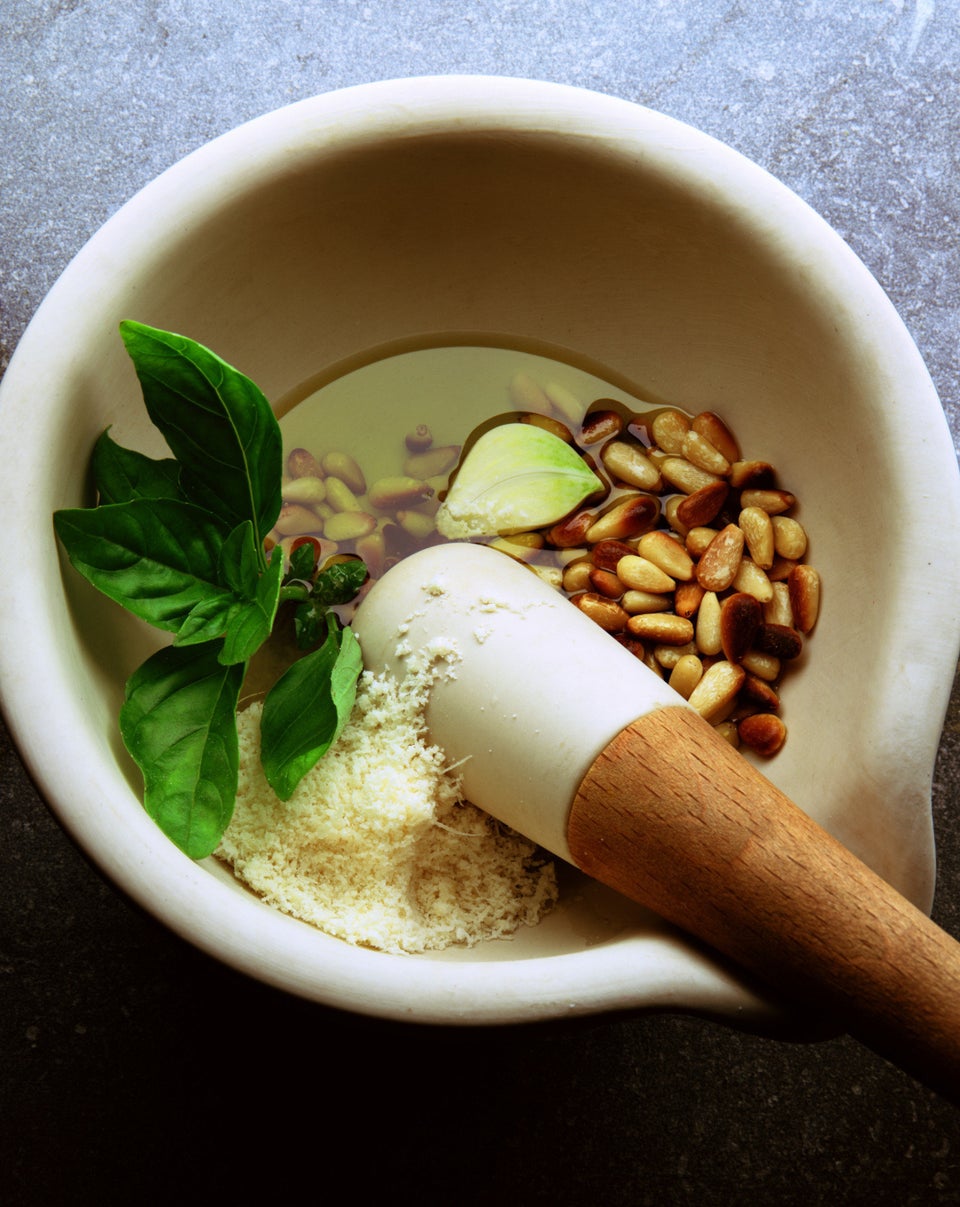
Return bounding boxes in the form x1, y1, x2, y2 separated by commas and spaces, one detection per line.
2, 3, 960, 1203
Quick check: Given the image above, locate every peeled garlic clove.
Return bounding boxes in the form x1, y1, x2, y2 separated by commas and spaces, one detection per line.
435, 423, 603, 539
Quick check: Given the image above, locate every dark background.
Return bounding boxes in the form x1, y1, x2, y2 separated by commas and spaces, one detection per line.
3, 3, 960, 1203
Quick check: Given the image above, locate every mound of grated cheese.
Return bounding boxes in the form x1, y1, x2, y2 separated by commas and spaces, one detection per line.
216, 651, 558, 954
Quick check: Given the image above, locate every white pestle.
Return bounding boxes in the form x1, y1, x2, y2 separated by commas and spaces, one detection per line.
352, 540, 681, 862
352, 540, 960, 1105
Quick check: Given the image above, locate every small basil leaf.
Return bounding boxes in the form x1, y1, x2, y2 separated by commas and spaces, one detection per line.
119, 320, 283, 549
219, 521, 261, 597
293, 597, 327, 650
286, 540, 318, 582
119, 641, 245, 858
93, 428, 183, 504
312, 557, 368, 606
219, 545, 285, 666
260, 617, 362, 800
53, 498, 234, 634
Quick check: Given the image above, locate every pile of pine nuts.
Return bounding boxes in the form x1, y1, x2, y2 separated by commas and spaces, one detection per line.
271, 371, 820, 757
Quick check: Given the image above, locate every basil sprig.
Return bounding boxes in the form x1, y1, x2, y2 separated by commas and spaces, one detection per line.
53, 321, 365, 858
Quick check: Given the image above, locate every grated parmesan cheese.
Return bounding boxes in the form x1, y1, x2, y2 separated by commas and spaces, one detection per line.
216, 648, 557, 954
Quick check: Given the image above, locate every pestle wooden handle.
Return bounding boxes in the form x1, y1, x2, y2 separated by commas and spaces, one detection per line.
568, 704, 960, 1103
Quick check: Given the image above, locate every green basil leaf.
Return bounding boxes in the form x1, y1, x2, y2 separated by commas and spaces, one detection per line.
219, 544, 285, 666
260, 617, 362, 800
286, 540, 318, 582
53, 498, 234, 634
312, 557, 368, 605
119, 320, 282, 549
119, 641, 245, 858
93, 428, 183, 504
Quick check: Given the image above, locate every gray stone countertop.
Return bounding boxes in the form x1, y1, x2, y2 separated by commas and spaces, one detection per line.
2, 3, 959, 1203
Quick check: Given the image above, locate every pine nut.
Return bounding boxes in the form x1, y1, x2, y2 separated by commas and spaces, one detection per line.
585, 494, 660, 543
588, 567, 624, 598
653, 641, 698, 669
282, 475, 328, 506
713, 720, 740, 748
674, 580, 706, 619
622, 589, 674, 615
669, 653, 704, 699
664, 495, 690, 536
627, 612, 695, 645
738, 505, 775, 569
681, 430, 731, 476
322, 451, 366, 495
287, 447, 324, 479
403, 445, 461, 479
325, 475, 363, 513
368, 476, 435, 511
616, 554, 676, 593
600, 440, 662, 491
695, 590, 723, 656
323, 511, 377, 542
572, 591, 629, 632
544, 381, 584, 426
729, 460, 776, 489
772, 515, 808, 560
788, 564, 821, 633
731, 558, 774, 603
755, 622, 804, 661
687, 660, 746, 722
580, 407, 624, 445
354, 529, 386, 578
636, 530, 694, 581
592, 539, 637, 573
651, 408, 691, 454
738, 712, 787, 756
696, 523, 745, 592
764, 581, 795, 628
562, 558, 594, 593
660, 456, 722, 495
720, 592, 762, 664
685, 526, 719, 558
740, 488, 796, 515
509, 371, 552, 413
547, 510, 594, 548
521, 411, 573, 442
676, 480, 729, 529
692, 411, 740, 464
741, 649, 781, 681
404, 424, 433, 452
741, 674, 781, 712
275, 501, 323, 536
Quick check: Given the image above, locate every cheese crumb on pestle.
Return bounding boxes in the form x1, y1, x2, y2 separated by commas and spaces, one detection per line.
216, 645, 558, 954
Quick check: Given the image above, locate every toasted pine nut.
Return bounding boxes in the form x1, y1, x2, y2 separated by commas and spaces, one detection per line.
732, 558, 774, 603
585, 495, 660, 543
322, 451, 366, 495
692, 412, 740, 464
530, 563, 564, 590
772, 515, 808, 560
738, 505, 775, 569
403, 445, 461, 479
562, 558, 594, 593
579, 407, 624, 445
660, 456, 722, 495
287, 447, 324, 479
729, 460, 776, 489
738, 712, 787, 756
740, 649, 781, 681
616, 554, 675, 594
636, 530, 694, 581
653, 641, 698, 669
685, 526, 719, 558
741, 674, 781, 712
520, 411, 573, 442
676, 480, 729, 529
282, 475, 328, 506
767, 556, 798, 583
681, 430, 731, 476
393, 509, 435, 541
547, 510, 594, 548
588, 566, 624, 598
600, 440, 662, 491
720, 592, 762, 664
713, 720, 740, 748
626, 613, 695, 645
788, 564, 821, 633
323, 510, 377, 542
651, 408, 691, 454
674, 580, 706, 619
764, 581, 795, 628
740, 488, 796, 515
687, 660, 746, 722
275, 501, 324, 536
621, 589, 674, 615
669, 653, 703, 699
755, 622, 804, 661
592, 539, 637, 573
663, 495, 690, 536
696, 523, 745, 592
368, 476, 434, 511
572, 591, 629, 632
695, 590, 723, 656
